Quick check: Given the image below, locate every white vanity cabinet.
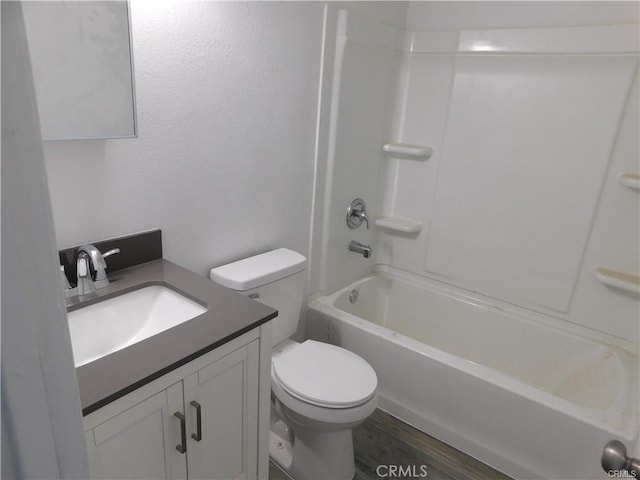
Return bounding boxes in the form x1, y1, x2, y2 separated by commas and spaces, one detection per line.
82, 326, 271, 480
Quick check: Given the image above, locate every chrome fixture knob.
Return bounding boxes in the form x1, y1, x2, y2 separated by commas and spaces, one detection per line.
602, 440, 640, 476
346, 198, 370, 230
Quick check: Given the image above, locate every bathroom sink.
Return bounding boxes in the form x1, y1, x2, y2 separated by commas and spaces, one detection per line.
68, 285, 207, 367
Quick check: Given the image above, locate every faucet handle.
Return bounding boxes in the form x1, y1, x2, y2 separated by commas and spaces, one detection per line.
357, 210, 370, 230
94, 248, 120, 286
346, 198, 370, 230
102, 248, 120, 258
102, 248, 120, 259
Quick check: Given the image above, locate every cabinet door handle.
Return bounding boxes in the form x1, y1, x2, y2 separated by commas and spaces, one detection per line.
174, 411, 187, 454
190, 401, 202, 442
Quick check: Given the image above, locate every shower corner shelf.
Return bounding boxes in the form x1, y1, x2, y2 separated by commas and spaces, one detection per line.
375, 216, 422, 234
594, 266, 640, 295
619, 173, 640, 191
382, 142, 433, 160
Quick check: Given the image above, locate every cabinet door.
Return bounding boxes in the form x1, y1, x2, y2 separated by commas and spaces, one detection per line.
184, 340, 260, 480
85, 383, 187, 480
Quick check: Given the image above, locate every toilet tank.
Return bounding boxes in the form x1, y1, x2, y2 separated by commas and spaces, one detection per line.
210, 248, 307, 346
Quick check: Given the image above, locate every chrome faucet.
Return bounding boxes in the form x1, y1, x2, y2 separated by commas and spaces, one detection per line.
76, 251, 96, 296
346, 198, 370, 230
349, 241, 372, 258
74, 244, 120, 296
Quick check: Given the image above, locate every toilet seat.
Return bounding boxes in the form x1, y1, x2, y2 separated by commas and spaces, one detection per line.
272, 340, 377, 409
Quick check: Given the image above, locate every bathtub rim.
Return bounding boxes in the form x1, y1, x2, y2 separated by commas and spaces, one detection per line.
309, 263, 638, 355
308, 267, 638, 441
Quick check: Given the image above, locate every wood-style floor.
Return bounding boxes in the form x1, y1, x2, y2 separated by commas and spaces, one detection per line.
269, 408, 512, 480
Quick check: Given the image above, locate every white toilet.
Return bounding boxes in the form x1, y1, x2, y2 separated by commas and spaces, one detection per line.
210, 248, 378, 480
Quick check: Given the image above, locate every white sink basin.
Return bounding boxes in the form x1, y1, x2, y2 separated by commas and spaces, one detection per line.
68, 285, 207, 367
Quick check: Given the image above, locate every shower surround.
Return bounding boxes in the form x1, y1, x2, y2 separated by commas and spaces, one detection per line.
308, 5, 639, 479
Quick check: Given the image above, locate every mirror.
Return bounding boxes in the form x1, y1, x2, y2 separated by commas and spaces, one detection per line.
22, 1, 137, 140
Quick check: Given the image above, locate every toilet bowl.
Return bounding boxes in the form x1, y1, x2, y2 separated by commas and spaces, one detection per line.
210, 249, 378, 479
270, 339, 377, 479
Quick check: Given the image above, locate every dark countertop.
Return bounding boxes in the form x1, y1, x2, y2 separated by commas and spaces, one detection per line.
73, 259, 277, 416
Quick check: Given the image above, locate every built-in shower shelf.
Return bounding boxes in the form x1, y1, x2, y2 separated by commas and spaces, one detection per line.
382, 142, 433, 160
594, 267, 640, 295
375, 217, 422, 234
619, 173, 640, 191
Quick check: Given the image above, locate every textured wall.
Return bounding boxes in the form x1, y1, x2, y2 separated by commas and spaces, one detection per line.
44, 1, 324, 275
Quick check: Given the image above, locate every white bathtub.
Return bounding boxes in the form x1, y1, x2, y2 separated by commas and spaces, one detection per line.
307, 267, 638, 479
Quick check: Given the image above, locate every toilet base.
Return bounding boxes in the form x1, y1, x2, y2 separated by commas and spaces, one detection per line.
290, 427, 355, 480
270, 426, 355, 480
270, 398, 360, 480
269, 419, 293, 472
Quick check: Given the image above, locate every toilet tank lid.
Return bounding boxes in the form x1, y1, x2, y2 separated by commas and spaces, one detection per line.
210, 248, 307, 291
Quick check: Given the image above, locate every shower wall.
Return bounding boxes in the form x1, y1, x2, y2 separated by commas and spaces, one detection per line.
378, 25, 639, 344
309, 6, 403, 294
311, 3, 639, 346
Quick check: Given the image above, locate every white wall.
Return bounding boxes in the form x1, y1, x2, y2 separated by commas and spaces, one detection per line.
406, 1, 639, 30
2, 3, 88, 477
44, 1, 408, 277
44, 1, 324, 275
